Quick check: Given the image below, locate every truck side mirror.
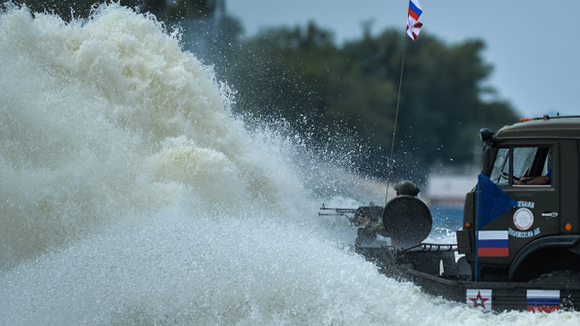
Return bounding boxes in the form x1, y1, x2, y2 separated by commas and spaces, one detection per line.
480, 128, 494, 145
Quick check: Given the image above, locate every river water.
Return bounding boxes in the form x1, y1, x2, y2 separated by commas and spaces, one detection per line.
1, 3, 578, 325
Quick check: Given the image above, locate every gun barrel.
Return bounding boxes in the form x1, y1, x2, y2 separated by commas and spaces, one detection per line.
319, 207, 357, 213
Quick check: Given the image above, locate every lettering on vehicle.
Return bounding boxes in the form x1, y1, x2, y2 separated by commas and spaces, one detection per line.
508, 227, 541, 238
517, 201, 535, 209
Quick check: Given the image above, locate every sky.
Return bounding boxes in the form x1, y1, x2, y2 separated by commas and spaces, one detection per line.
226, 0, 580, 118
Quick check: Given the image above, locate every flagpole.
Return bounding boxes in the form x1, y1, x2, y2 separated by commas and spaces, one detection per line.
475, 174, 481, 282
385, 0, 422, 204
385, 33, 407, 204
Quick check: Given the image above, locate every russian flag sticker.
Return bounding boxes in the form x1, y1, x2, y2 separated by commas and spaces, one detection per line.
527, 290, 560, 312
478, 230, 509, 257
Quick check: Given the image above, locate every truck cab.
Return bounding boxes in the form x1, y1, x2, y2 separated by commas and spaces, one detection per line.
457, 116, 580, 282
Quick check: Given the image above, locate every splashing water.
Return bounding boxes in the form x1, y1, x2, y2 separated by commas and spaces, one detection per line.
1, 3, 579, 325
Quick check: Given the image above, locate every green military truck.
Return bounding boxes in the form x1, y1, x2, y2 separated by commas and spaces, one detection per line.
457, 115, 580, 283
354, 115, 580, 312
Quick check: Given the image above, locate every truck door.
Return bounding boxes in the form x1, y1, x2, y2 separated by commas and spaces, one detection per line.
488, 144, 559, 268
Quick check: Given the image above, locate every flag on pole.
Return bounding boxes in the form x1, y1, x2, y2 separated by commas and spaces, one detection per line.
408, 0, 423, 20
477, 174, 517, 229
407, 0, 423, 41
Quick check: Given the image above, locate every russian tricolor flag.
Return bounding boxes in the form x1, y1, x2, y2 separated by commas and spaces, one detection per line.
406, 0, 424, 41
527, 290, 560, 312
408, 0, 423, 20
477, 230, 509, 257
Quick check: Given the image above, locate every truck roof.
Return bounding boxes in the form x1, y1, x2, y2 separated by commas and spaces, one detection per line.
496, 115, 580, 140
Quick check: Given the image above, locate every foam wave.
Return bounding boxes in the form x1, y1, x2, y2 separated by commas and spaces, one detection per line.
0, 2, 306, 268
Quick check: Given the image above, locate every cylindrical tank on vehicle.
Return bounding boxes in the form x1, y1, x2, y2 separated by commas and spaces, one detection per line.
380, 195, 432, 248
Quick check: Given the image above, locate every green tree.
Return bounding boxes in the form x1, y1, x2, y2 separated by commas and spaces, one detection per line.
225, 24, 519, 180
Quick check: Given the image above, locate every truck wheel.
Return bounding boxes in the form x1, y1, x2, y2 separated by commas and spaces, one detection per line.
531, 270, 580, 284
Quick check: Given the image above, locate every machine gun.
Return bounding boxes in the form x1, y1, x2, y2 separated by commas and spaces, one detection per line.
318, 204, 357, 225
319, 203, 383, 227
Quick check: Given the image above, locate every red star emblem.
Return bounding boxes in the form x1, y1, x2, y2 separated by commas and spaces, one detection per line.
468, 290, 490, 309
